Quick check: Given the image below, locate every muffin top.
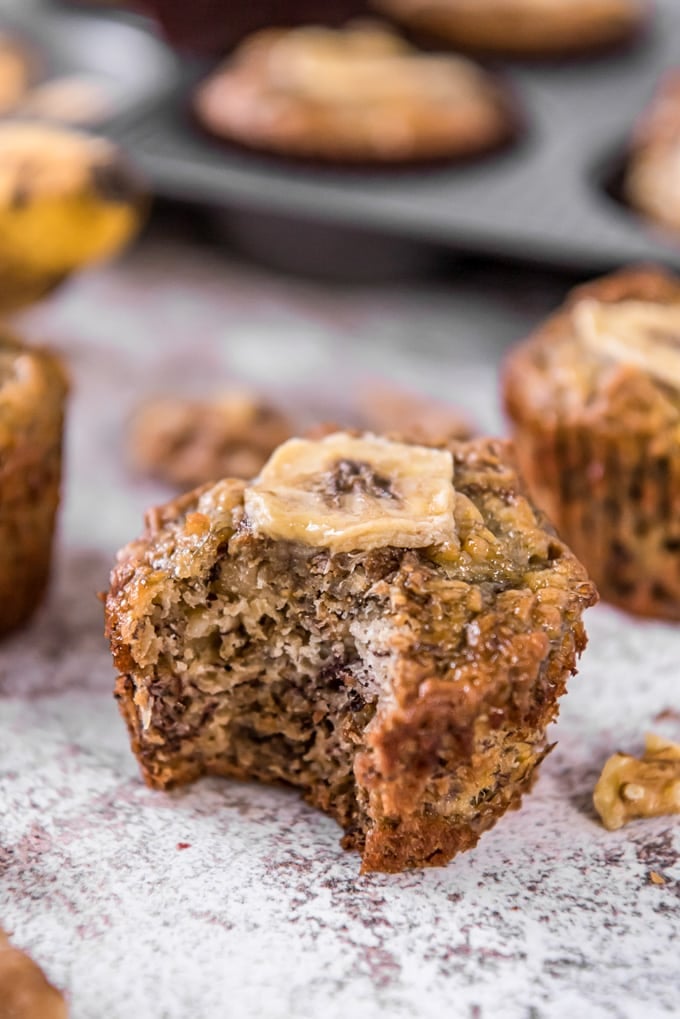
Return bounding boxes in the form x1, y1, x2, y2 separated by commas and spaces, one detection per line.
110, 431, 595, 642
0, 331, 67, 447
625, 72, 680, 233
194, 22, 512, 161
0, 33, 32, 116
504, 267, 680, 434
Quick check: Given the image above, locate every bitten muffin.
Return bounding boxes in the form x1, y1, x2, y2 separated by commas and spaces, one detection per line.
193, 22, 514, 163
504, 266, 680, 620
371, 0, 646, 57
625, 72, 680, 236
0, 331, 68, 634
106, 431, 595, 873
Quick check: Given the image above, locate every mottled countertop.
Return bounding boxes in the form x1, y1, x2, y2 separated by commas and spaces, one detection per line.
1, 225, 678, 1019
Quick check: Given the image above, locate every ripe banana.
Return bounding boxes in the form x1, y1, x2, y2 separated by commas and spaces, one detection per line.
574, 297, 680, 389
0, 122, 144, 315
244, 431, 457, 553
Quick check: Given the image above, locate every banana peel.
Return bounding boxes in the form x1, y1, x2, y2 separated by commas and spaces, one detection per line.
0, 122, 145, 315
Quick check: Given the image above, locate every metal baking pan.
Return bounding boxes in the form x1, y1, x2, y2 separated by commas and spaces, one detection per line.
108, 0, 680, 274
4, 0, 680, 275
0, 0, 182, 134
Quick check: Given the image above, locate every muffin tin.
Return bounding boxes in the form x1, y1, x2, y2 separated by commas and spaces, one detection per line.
0, 0, 180, 132
5, 0, 680, 274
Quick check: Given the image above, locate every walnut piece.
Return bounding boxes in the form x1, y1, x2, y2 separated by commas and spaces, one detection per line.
593, 733, 680, 831
128, 391, 292, 488
0, 931, 67, 1019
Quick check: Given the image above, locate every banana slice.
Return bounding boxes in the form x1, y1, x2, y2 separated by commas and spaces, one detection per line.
244, 431, 457, 553
0, 122, 144, 313
574, 297, 680, 389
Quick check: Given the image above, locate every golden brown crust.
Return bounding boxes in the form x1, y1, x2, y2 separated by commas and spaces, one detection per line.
504, 266, 680, 620
0, 332, 68, 635
194, 23, 514, 163
372, 0, 646, 56
106, 436, 595, 872
0, 930, 68, 1019
625, 71, 680, 234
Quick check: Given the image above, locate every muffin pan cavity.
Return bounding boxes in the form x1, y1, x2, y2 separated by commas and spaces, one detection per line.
3, 0, 680, 274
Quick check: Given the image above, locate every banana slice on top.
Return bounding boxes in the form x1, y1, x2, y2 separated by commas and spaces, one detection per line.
0, 122, 144, 313
574, 297, 680, 390
244, 431, 457, 553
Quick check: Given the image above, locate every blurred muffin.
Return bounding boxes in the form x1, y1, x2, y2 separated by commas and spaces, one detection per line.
194, 22, 514, 163
0, 930, 67, 1019
371, 0, 646, 57
625, 72, 680, 236
0, 33, 33, 115
0, 123, 144, 315
128, 391, 293, 488
17, 75, 115, 127
357, 381, 472, 444
0, 331, 68, 635
504, 266, 680, 620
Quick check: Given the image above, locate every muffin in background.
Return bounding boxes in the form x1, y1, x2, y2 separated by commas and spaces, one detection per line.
0, 331, 68, 635
128, 391, 293, 488
194, 22, 515, 164
625, 72, 680, 236
370, 0, 647, 57
0, 32, 33, 115
504, 266, 680, 620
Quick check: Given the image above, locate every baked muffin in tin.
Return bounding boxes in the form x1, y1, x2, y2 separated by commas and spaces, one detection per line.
371, 0, 647, 57
625, 72, 680, 236
194, 22, 515, 164
0, 331, 68, 634
107, 431, 595, 872
504, 266, 680, 620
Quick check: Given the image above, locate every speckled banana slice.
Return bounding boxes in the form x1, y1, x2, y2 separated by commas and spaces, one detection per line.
574, 298, 680, 389
244, 432, 457, 553
0, 122, 144, 314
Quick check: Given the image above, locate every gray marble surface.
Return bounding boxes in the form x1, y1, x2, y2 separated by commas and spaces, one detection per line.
1, 228, 678, 1019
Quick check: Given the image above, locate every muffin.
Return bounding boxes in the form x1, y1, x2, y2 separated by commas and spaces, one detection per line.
193, 22, 514, 163
106, 431, 595, 873
0, 33, 33, 115
0, 331, 68, 634
504, 266, 680, 620
0, 123, 144, 315
128, 391, 293, 488
371, 0, 646, 57
625, 72, 680, 236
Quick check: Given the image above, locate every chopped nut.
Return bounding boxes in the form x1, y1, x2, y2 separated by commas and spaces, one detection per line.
357, 381, 472, 446
128, 391, 292, 488
649, 870, 666, 885
593, 733, 680, 831
0, 930, 67, 1019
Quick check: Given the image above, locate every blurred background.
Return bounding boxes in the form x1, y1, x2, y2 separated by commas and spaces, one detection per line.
2, 0, 680, 531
